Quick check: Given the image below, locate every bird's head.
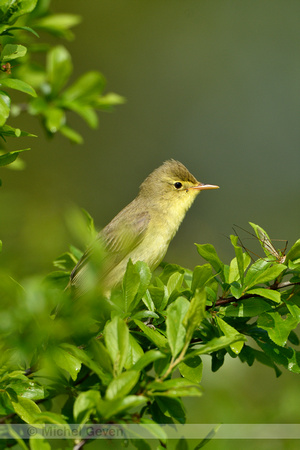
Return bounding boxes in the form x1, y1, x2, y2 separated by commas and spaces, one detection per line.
139, 159, 219, 213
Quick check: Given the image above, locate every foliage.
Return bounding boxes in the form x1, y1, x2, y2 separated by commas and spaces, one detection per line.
0, 0, 124, 183
0, 219, 299, 448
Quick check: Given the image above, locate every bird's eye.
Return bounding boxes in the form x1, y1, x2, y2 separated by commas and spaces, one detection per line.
174, 182, 183, 189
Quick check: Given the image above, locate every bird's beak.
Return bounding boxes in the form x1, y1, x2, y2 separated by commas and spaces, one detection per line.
190, 182, 219, 191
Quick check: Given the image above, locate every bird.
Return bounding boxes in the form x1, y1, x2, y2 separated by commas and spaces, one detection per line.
69, 159, 219, 295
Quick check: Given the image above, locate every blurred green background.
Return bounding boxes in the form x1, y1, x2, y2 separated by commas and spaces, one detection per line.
1, 0, 299, 447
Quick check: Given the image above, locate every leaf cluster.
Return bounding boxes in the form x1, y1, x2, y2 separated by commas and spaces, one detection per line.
0, 220, 299, 448
0, 0, 124, 183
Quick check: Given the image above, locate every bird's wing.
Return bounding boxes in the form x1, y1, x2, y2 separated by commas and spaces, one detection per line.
70, 201, 150, 289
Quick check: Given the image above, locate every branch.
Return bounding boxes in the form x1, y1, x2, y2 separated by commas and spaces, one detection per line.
206, 281, 300, 310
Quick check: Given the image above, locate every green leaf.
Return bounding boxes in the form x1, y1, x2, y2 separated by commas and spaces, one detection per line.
88, 339, 113, 375
1, 44, 27, 62
125, 334, 144, 369
132, 350, 166, 372
74, 390, 101, 423
50, 346, 81, 381
186, 335, 246, 359
53, 252, 77, 271
246, 288, 281, 303
179, 356, 203, 383
62, 71, 106, 103
257, 312, 299, 346
134, 319, 169, 350
60, 343, 110, 384
94, 92, 126, 109
244, 260, 286, 290
131, 261, 152, 309
228, 252, 251, 284
60, 125, 83, 144
0, 91, 10, 126
195, 243, 224, 281
222, 297, 272, 317
10, 396, 41, 423
166, 297, 190, 357
0, 78, 37, 97
47, 45, 72, 96
97, 395, 147, 420
166, 272, 184, 296
123, 260, 140, 313
148, 378, 202, 398
5, 26, 39, 38
183, 288, 206, 344
44, 107, 65, 133
230, 235, 247, 283
215, 316, 244, 354
106, 370, 140, 400
104, 317, 129, 376
6, 379, 44, 401
154, 396, 185, 423
286, 239, 300, 262
64, 102, 98, 128
0, 124, 36, 138
33, 14, 81, 37
191, 264, 213, 292
0, 148, 30, 167
0, 0, 37, 24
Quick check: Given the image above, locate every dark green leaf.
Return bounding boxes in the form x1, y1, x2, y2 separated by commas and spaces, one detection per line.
222, 298, 272, 317
0, 124, 36, 138
155, 397, 186, 424
5, 26, 39, 37
134, 319, 169, 350
0, 148, 30, 167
